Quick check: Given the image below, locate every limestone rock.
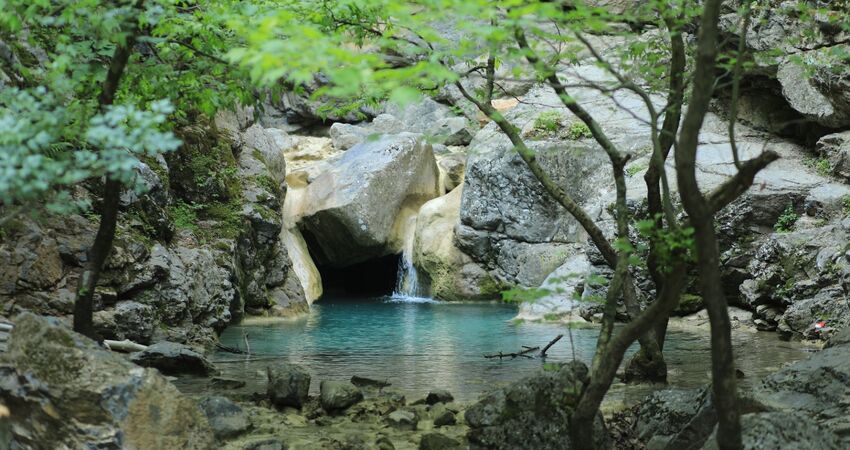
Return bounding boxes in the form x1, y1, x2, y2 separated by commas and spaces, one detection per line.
329, 97, 475, 151
751, 343, 850, 439
0, 313, 213, 449
298, 133, 440, 267
319, 380, 364, 412
701, 412, 842, 450
130, 341, 216, 376
515, 253, 592, 321
633, 388, 706, 442
386, 409, 418, 431
437, 153, 466, 192
198, 396, 251, 440
412, 187, 501, 301
465, 362, 608, 450
267, 364, 311, 409
818, 131, 850, 182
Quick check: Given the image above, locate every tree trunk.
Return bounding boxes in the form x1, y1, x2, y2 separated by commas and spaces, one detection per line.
673, 0, 742, 447
571, 262, 688, 449
73, 13, 140, 339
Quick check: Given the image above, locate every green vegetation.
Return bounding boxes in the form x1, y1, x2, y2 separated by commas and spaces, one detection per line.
775, 204, 800, 233
842, 195, 850, 216
532, 111, 565, 135
566, 122, 593, 140
626, 162, 648, 177
804, 157, 832, 177
171, 202, 200, 233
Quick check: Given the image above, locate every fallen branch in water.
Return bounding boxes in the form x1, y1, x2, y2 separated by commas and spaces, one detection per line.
216, 343, 249, 354
540, 334, 564, 357
484, 346, 540, 359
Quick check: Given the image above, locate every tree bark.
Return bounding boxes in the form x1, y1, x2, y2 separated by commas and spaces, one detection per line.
73, 12, 142, 339
571, 262, 688, 449
673, 0, 743, 447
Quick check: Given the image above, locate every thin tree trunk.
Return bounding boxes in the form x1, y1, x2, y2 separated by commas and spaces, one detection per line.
73, 12, 141, 339
673, 0, 742, 447
571, 262, 688, 449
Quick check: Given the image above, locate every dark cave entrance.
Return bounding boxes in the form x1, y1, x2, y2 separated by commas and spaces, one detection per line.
300, 226, 401, 297
316, 254, 401, 297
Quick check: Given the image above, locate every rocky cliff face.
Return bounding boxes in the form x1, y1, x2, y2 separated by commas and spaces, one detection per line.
0, 112, 308, 348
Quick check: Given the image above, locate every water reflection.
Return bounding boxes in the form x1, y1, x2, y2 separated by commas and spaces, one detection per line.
174, 296, 814, 405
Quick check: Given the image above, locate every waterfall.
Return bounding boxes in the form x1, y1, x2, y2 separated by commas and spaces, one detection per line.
393, 250, 423, 298
391, 208, 427, 299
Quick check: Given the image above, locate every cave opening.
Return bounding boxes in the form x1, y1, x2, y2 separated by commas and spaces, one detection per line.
300, 228, 403, 298
316, 254, 401, 297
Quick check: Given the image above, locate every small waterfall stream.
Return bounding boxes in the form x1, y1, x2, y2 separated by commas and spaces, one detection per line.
393, 250, 423, 298
392, 210, 427, 299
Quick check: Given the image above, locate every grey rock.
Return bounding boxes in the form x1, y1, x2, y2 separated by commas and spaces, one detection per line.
329, 97, 476, 151
267, 364, 311, 409
437, 153, 466, 192
751, 343, 850, 439
818, 131, 850, 182
130, 341, 216, 376
386, 409, 418, 431
425, 389, 454, 405
634, 388, 706, 441
701, 412, 842, 450
198, 396, 251, 440
93, 301, 155, 344
0, 313, 213, 449
298, 133, 440, 267
419, 433, 461, 450
465, 362, 608, 450
433, 410, 457, 427
320, 380, 364, 411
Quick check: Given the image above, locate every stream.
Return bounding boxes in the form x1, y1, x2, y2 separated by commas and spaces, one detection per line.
174, 295, 815, 406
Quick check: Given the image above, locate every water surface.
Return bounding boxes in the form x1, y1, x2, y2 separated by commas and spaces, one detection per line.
176, 296, 814, 404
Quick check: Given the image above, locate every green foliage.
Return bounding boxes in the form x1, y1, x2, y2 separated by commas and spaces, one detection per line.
635, 215, 696, 270
171, 201, 200, 233
533, 111, 564, 134
566, 122, 592, 140
626, 162, 648, 177
0, 0, 252, 221
774, 204, 799, 233
170, 198, 245, 242
842, 196, 850, 216
804, 157, 831, 177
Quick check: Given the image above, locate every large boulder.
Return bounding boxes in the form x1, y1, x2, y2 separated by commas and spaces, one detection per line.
320, 380, 364, 412
198, 396, 251, 440
130, 341, 216, 376
751, 343, 850, 440
465, 362, 608, 450
328, 97, 475, 151
298, 133, 440, 267
701, 412, 842, 450
412, 187, 502, 301
456, 80, 622, 287
0, 313, 213, 449
267, 363, 311, 409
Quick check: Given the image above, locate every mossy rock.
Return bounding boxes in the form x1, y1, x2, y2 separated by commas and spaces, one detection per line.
674, 293, 704, 315
167, 124, 242, 205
